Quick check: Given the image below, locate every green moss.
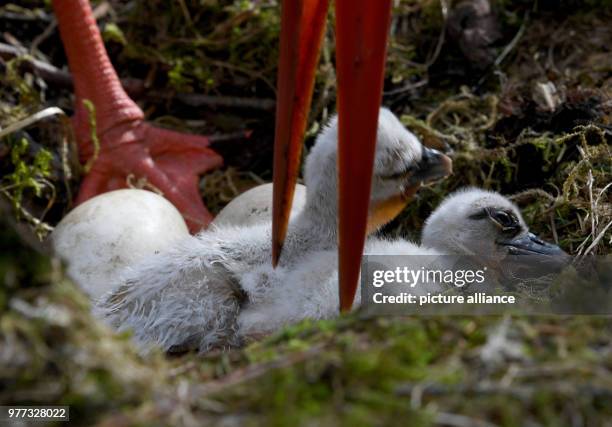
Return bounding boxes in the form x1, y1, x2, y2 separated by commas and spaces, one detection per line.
0, 223, 165, 424
103, 22, 127, 46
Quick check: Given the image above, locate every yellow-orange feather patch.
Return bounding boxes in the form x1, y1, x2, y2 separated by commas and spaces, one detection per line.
366, 184, 421, 234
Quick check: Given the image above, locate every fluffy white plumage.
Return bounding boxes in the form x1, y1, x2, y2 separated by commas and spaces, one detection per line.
236, 237, 446, 338
422, 187, 527, 257
96, 107, 429, 352
225, 187, 565, 336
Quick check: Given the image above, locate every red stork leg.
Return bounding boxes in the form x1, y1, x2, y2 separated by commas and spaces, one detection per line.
271, 0, 329, 266
52, 0, 223, 233
336, 0, 393, 311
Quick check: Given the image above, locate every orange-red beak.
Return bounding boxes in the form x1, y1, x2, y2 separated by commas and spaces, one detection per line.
335, 0, 393, 311
272, 0, 329, 266
272, 0, 393, 312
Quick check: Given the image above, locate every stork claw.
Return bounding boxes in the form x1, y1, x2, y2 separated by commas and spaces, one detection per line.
73, 122, 222, 232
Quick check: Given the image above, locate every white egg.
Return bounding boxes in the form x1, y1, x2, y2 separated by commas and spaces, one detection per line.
212, 183, 307, 228
51, 189, 189, 299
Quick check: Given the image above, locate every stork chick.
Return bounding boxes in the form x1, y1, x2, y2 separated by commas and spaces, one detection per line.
420, 188, 570, 280
236, 188, 569, 338
96, 108, 452, 352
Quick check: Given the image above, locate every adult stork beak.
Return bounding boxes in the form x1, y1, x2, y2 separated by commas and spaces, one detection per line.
336, 0, 394, 312
272, 0, 330, 267
271, 0, 394, 313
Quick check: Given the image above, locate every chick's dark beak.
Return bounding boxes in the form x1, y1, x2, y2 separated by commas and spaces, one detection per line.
500, 232, 571, 270
407, 147, 453, 186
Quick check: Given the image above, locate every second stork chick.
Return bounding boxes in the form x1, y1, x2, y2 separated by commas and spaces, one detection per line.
237, 188, 570, 337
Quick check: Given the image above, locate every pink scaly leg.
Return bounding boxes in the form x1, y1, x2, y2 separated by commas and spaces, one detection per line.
52, 0, 223, 232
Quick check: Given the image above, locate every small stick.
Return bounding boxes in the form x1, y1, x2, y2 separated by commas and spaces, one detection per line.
0, 42, 276, 111
0, 107, 67, 139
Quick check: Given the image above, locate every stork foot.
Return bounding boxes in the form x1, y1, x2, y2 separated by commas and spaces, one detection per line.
76, 120, 223, 233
